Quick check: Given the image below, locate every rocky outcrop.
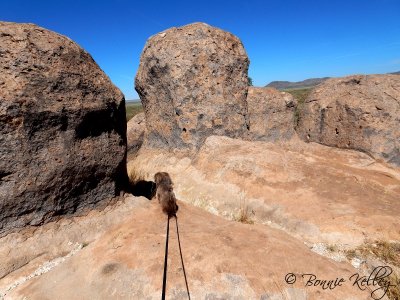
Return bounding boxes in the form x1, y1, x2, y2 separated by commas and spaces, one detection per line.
247, 87, 297, 141
297, 75, 400, 166
0, 22, 127, 234
1, 196, 372, 299
129, 136, 400, 246
135, 22, 249, 149
126, 112, 145, 154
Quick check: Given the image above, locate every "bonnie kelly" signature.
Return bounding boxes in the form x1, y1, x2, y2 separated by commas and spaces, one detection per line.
284, 266, 397, 300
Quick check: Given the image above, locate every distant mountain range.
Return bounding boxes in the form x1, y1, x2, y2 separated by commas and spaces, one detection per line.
265, 77, 330, 90
266, 71, 400, 90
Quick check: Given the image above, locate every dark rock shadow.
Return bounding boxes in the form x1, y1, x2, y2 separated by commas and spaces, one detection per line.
129, 180, 156, 200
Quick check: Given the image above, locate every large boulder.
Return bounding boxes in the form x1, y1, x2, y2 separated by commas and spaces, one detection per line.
296, 74, 400, 166
135, 22, 249, 149
0, 22, 128, 234
246, 87, 297, 141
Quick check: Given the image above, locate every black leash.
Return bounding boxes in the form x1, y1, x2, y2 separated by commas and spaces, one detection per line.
161, 216, 191, 300
175, 217, 191, 300
161, 217, 170, 300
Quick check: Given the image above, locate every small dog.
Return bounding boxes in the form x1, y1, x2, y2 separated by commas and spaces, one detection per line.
154, 172, 178, 217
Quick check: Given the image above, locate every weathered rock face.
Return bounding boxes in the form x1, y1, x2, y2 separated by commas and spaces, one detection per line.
246, 87, 297, 141
126, 112, 145, 154
135, 22, 249, 149
296, 75, 400, 166
0, 22, 127, 234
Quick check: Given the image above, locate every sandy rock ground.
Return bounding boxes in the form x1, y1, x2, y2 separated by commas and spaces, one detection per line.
0, 136, 398, 299
1, 197, 371, 299
129, 136, 400, 247
0, 196, 148, 299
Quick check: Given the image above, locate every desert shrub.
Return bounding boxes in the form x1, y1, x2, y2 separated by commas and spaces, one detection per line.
234, 196, 254, 224
347, 240, 400, 266
128, 167, 148, 185
283, 88, 313, 127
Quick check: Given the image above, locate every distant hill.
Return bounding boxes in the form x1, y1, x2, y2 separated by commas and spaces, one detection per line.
265, 77, 330, 90
266, 71, 400, 90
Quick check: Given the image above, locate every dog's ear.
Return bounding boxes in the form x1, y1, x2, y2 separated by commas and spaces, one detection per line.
154, 172, 162, 184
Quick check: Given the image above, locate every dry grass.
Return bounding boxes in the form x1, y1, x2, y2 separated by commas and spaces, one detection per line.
327, 244, 338, 252
234, 196, 254, 224
345, 249, 357, 260
386, 272, 400, 300
345, 240, 400, 300
370, 241, 400, 266
283, 87, 313, 127
128, 166, 149, 185
283, 87, 313, 104
346, 240, 400, 266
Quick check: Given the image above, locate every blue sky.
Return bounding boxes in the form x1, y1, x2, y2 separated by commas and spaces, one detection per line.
2, 0, 400, 99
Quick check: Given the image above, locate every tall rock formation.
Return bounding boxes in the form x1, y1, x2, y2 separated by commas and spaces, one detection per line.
0, 22, 128, 234
135, 22, 249, 149
296, 75, 400, 166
